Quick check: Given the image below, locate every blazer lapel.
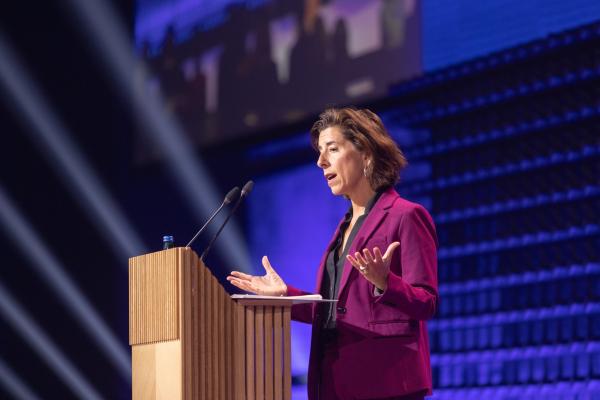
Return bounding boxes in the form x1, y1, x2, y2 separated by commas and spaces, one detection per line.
337, 189, 398, 296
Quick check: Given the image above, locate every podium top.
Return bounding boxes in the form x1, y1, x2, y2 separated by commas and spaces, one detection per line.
231, 294, 337, 306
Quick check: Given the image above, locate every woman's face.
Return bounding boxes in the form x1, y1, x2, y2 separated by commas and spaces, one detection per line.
317, 126, 368, 198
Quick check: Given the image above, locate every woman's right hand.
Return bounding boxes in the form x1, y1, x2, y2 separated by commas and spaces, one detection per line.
227, 256, 287, 296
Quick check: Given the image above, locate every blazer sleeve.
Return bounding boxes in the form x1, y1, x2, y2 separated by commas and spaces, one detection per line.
374, 205, 439, 320
286, 285, 314, 324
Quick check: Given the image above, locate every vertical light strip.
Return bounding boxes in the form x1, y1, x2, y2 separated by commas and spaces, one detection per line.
61, 0, 252, 272
0, 281, 105, 400
0, 185, 131, 380
0, 33, 146, 262
0, 357, 43, 400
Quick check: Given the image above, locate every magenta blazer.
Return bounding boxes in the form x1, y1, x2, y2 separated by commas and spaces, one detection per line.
287, 188, 438, 399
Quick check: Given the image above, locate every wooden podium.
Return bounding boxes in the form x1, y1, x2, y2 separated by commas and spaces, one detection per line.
129, 247, 292, 400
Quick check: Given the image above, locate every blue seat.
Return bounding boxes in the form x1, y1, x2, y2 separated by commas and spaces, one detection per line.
451, 318, 464, 352
464, 352, 478, 387
552, 228, 568, 241
504, 198, 518, 211
521, 272, 536, 305
530, 309, 545, 346
584, 185, 600, 196
465, 387, 482, 400
438, 293, 451, 317
519, 195, 533, 210
572, 343, 589, 380
556, 382, 575, 400
530, 347, 545, 383
560, 344, 576, 380
478, 315, 494, 349
429, 327, 439, 352
586, 263, 600, 300
438, 319, 451, 352
571, 304, 587, 341
505, 275, 521, 310
478, 387, 494, 400
476, 280, 491, 313
543, 280, 559, 308
518, 348, 535, 384
544, 310, 560, 344
438, 354, 453, 388
555, 305, 573, 342
494, 386, 510, 399
452, 389, 468, 399
521, 233, 536, 246
464, 317, 477, 351
503, 311, 519, 348
451, 353, 466, 387
522, 384, 540, 400
529, 279, 544, 308
508, 384, 527, 400
464, 281, 477, 315
588, 303, 600, 340
448, 209, 461, 221
452, 291, 463, 316
585, 223, 599, 234
504, 349, 519, 385
545, 346, 560, 382
489, 350, 504, 385
570, 382, 586, 400
567, 188, 581, 199
491, 313, 506, 348
553, 268, 572, 304
588, 342, 600, 378
490, 286, 502, 312
463, 171, 475, 184
570, 265, 587, 303
566, 149, 579, 161
475, 351, 492, 386
516, 313, 531, 347
540, 383, 562, 400
430, 356, 440, 390
476, 203, 489, 216
585, 380, 600, 400
550, 152, 565, 163
535, 192, 549, 205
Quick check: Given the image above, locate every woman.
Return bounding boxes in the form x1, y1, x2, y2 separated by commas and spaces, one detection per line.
228, 107, 438, 400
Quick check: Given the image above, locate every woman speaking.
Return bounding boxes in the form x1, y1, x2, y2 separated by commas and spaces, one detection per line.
228, 107, 438, 400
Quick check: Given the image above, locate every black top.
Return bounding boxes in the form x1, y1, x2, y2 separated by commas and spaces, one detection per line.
320, 191, 383, 330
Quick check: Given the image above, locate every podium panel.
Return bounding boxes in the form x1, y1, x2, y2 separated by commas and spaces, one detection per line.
129, 248, 292, 400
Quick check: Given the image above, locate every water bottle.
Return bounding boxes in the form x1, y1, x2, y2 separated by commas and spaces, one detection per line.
163, 235, 174, 249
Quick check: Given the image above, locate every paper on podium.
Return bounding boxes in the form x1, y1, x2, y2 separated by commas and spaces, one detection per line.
231, 294, 337, 304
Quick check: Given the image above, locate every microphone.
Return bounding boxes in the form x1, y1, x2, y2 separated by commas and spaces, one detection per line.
200, 180, 254, 261
186, 186, 241, 248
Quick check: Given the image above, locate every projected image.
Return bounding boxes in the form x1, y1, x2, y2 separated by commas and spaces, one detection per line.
135, 0, 421, 150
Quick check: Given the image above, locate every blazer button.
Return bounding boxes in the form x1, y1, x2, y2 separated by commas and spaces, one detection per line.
336, 306, 346, 314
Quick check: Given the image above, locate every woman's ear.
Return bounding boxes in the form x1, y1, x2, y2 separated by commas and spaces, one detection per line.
362, 152, 370, 164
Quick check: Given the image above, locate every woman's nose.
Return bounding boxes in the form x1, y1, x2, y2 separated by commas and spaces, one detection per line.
317, 153, 328, 168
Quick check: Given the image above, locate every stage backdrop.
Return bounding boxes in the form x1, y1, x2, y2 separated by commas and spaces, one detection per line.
134, 0, 422, 154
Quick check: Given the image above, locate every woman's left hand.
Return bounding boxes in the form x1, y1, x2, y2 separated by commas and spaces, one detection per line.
346, 242, 400, 291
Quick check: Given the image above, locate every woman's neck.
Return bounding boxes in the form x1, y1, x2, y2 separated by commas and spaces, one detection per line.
349, 184, 375, 218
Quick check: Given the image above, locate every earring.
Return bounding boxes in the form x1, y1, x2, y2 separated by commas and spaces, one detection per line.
364, 161, 371, 177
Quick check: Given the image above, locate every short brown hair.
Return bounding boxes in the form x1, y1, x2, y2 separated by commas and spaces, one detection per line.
310, 107, 407, 190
